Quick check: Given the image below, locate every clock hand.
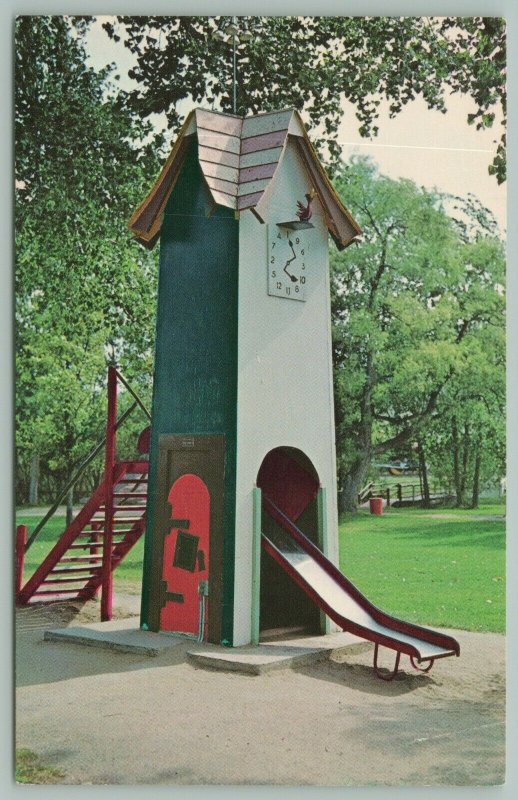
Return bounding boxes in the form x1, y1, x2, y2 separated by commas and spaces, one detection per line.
284, 239, 299, 282
283, 260, 298, 282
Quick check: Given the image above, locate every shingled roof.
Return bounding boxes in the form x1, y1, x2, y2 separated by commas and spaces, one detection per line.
129, 108, 361, 251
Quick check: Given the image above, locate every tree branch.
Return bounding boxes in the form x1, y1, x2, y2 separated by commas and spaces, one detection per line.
373, 375, 452, 454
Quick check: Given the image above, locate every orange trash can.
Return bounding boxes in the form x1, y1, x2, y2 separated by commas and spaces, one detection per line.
369, 497, 383, 516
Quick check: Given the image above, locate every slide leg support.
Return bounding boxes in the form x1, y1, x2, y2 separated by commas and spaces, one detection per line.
409, 655, 435, 673
373, 643, 401, 681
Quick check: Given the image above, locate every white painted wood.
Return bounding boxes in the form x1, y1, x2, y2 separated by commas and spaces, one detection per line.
208, 188, 236, 209
198, 145, 240, 169
241, 109, 293, 138
233, 139, 340, 645
195, 108, 242, 137
205, 176, 239, 198
239, 147, 283, 169
183, 112, 197, 136
237, 191, 264, 211
237, 177, 271, 197
287, 112, 306, 137
196, 130, 241, 154
200, 159, 239, 184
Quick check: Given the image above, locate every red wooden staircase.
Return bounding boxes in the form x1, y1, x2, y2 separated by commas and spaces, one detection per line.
16, 366, 151, 621
17, 461, 148, 607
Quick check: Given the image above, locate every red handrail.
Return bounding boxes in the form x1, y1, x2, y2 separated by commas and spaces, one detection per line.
101, 365, 117, 621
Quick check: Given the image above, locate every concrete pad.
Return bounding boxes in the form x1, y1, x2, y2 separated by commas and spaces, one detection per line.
43, 617, 370, 669
44, 616, 191, 656
188, 631, 371, 675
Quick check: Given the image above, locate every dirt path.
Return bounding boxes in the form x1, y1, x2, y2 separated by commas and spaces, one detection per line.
15, 596, 505, 786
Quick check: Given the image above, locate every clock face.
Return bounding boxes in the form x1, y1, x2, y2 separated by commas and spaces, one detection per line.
267, 227, 309, 301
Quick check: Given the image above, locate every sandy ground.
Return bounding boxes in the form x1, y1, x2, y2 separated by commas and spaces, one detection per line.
15, 594, 505, 787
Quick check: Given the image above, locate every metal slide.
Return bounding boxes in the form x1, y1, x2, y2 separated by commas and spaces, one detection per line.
261, 496, 460, 680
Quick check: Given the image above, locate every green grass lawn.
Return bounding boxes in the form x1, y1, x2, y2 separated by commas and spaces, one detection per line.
339, 502, 505, 634
16, 749, 66, 784
17, 499, 505, 633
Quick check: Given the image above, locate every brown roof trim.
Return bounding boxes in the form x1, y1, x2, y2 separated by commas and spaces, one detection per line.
292, 110, 362, 245
292, 134, 361, 250
128, 111, 196, 244
129, 108, 361, 250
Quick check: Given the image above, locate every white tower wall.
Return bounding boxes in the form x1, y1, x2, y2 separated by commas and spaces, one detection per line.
233, 140, 339, 645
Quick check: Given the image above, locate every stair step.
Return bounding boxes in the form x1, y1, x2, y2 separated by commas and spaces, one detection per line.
73, 532, 137, 542
42, 576, 97, 585
68, 534, 103, 550
50, 566, 101, 575
60, 555, 103, 563
20, 465, 148, 606
99, 505, 147, 513
89, 515, 144, 525
68, 538, 128, 548
32, 589, 83, 596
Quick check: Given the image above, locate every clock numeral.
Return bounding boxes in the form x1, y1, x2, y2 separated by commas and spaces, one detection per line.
286, 287, 291, 296
300, 276, 306, 284
271, 270, 276, 278
276, 281, 282, 290
295, 237, 300, 244
301, 249, 305, 256
277, 232, 282, 240
270, 256, 275, 264
295, 286, 300, 293
271, 241, 276, 249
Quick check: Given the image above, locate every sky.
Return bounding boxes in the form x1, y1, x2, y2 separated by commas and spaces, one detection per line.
83, 16, 507, 236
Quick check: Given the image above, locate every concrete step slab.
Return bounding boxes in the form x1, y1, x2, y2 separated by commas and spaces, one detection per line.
44, 617, 192, 656
43, 617, 371, 670
188, 631, 371, 675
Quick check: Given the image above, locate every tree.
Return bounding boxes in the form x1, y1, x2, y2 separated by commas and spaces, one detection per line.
418, 323, 505, 508
15, 17, 160, 504
331, 157, 505, 511
97, 15, 506, 181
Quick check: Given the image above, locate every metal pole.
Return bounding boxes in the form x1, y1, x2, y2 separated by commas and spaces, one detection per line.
232, 17, 237, 113
251, 487, 262, 645
101, 366, 117, 621
114, 369, 151, 421
15, 525, 27, 600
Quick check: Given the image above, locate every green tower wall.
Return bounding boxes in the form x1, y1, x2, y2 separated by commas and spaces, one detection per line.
140, 141, 239, 644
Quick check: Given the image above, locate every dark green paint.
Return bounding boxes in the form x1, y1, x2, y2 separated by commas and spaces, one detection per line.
140, 141, 239, 644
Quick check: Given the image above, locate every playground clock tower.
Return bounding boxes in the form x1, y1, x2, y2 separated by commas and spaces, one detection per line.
129, 108, 361, 647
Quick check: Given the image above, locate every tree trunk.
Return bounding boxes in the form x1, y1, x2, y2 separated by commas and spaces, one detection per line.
452, 418, 465, 506
338, 450, 372, 513
417, 441, 431, 507
66, 487, 74, 527
28, 453, 40, 505
471, 448, 481, 509
461, 422, 470, 502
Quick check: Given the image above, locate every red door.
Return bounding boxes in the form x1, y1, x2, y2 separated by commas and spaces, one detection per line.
160, 473, 210, 638
147, 434, 225, 641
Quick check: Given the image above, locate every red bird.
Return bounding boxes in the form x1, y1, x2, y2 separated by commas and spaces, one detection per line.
296, 188, 316, 222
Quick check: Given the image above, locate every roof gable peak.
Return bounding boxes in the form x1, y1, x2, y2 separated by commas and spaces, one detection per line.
129, 108, 361, 250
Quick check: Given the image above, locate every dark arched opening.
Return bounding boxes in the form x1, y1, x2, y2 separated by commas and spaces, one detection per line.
257, 447, 323, 640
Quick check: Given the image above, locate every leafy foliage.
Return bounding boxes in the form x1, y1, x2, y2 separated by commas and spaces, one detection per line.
15, 17, 159, 502
331, 157, 505, 510
98, 15, 506, 181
